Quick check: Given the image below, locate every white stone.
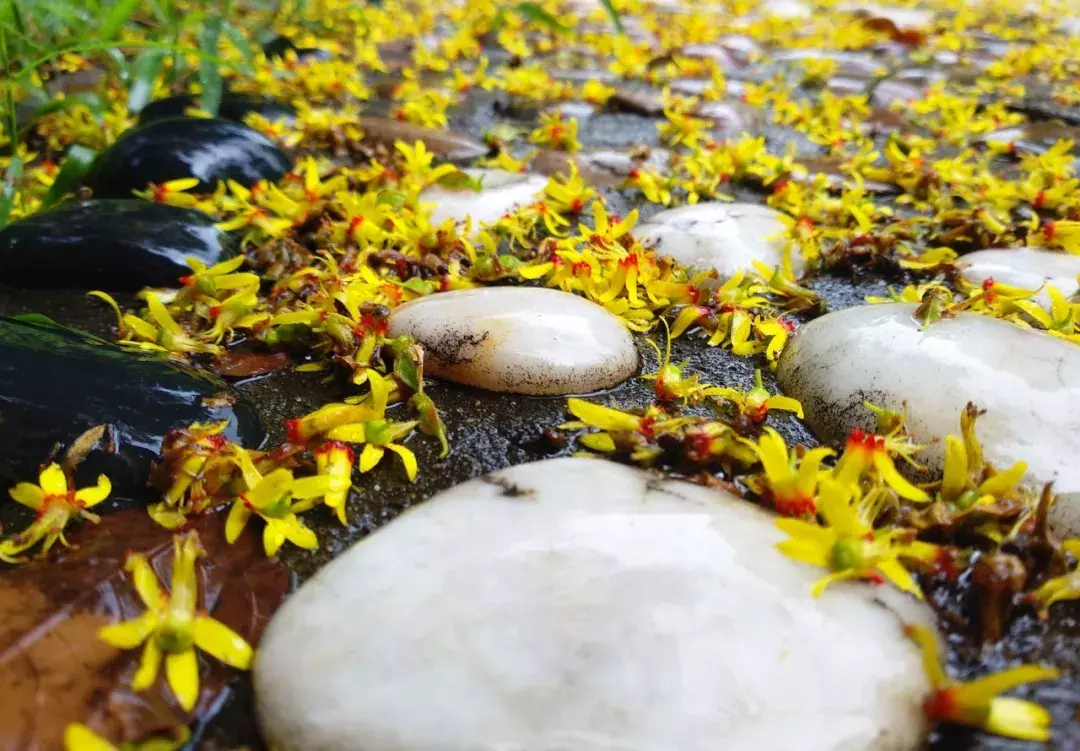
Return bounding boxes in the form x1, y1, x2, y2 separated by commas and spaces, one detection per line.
255, 458, 932, 751
957, 247, 1080, 308
632, 202, 805, 278
777, 303, 1080, 533
759, 0, 812, 19
386, 287, 638, 395
420, 168, 547, 228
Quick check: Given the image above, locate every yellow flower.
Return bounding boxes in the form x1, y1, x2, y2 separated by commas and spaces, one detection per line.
543, 165, 595, 216
642, 330, 708, 404
148, 421, 238, 529
178, 254, 260, 300
581, 200, 638, 251
291, 441, 356, 524
708, 370, 804, 424
225, 456, 319, 557
133, 177, 202, 209
2, 463, 111, 562
395, 140, 457, 188
580, 80, 615, 105
89, 291, 222, 356
657, 103, 712, 149
906, 623, 1058, 742
326, 418, 419, 482
938, 403, 1027, 508
97, 533, 253, 711
775, 477, 926, 598
528, 112, 581, 152
564, 398, 694, 461
833, 427, 929, 502
749, 428, 833, 517
1033, 539, 1080, 617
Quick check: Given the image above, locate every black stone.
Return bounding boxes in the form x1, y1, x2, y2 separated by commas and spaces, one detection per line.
262, 35, 332, 62
84, 117, 292, 198
0, 315, 266, 504
138, 93, 296, 127
0, 200, 237, 290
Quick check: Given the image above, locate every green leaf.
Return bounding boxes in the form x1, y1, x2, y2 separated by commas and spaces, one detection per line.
377, 190, 407, 209
599, 0, 625, 34
199, 16, 224, 117
0, 155, 24, 227
513, 2, 570, 32
7, 0, 27, 38
221, 21, 255, 74
435, 169, 483, 192
41, 145, 98, 209
98, 0, 143, 41
394, 353, 421, 393
9, 313, 108, 343
10, 313, 59, 326
126, 49, 166, 113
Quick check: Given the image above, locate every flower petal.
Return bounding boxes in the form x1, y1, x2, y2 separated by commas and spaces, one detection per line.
126, 554, 164, 608
386, 443, 418, 482
225, 501, 252, 544
165, 649, 200, 712
566, 398, 641, 432
249, 468, 294, 509
873, 453, 929, 503
359, 443, 385, 473
984, 697, 1053, 742
284, 516, 319, 550
263, 519, 287, 557
98, 611, 157, 649
876, 559, 923, 600
8, 482, 44, 509
194, 615, 254, 670
75, 475, 111, 507
132, 637, 163, 692
39, 463, 68, 496
63, 723, 116, 751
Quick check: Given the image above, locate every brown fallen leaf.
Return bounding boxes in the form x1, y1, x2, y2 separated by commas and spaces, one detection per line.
357, 117, 488, 162
532, 148, 673, 188
0, 509, 290, 750
609, 89, 664, 116
215, 350, 291, 379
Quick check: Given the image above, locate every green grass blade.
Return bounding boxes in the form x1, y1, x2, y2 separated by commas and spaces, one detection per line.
221, 20, 255, 74
199, 16, 224, 116
98, 0, 143, 41
513, 2, 570, 33
599, 0, 625, 34
126, 48, 165, 113
41, 144, 98, 209
0, 155, 24, 227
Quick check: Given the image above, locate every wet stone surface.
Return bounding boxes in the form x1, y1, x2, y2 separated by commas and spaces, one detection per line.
85, 117, 291, 198
0, 200, 237, 290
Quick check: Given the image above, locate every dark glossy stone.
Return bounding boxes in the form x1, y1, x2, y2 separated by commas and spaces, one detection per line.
262, 35, 332, 62
138, 94, 296, 126
85, 117, 291, 198
0, 200, 236, 290
0, 315, 266, 503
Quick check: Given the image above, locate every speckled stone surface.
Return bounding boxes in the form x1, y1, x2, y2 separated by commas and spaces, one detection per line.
255, 458, 932, 751
777, 303, 1080, 534
387, 287, 639, 395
